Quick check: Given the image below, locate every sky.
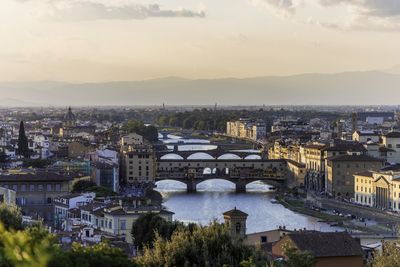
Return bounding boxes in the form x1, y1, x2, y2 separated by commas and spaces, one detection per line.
1, 0, 400, 82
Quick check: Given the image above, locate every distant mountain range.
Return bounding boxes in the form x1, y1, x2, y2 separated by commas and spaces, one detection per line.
0, 70, 399, 106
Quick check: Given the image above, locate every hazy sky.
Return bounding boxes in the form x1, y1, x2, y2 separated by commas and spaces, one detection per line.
1, 0, 400, 82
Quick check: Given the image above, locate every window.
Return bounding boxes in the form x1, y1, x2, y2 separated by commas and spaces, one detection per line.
38, 185, 43, 191
55, 184, 61, 192
12, 185, 17, 192
109, 221, 112, 229
235, 223, 241, 233
121, 220, 126, 230
29, 184, 35, 191
21, 184, 26, 192
46, 184, 52, 191
47, 197, 52, 204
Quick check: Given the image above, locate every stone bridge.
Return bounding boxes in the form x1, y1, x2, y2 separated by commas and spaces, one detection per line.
156, 146, 265, 160
155, 159, 287, 192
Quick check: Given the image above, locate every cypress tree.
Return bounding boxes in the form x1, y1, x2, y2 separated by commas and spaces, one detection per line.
17, 121, 30, 158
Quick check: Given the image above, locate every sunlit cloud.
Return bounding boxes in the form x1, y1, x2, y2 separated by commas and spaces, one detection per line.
15, 0, 206, 20
253, 0, 400, 31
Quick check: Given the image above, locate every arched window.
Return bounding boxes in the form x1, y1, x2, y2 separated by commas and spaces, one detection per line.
235, 222, 241, 233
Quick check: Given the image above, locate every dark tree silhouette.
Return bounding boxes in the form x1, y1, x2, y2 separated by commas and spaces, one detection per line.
17, 121, 30, 158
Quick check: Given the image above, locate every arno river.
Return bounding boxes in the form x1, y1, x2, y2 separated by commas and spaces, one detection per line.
156, 176, 342, 234
156, 136, 342, 234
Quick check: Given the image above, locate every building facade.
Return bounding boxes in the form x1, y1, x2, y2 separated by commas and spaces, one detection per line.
325, 154, 384, 197
122, 144, 156, 184
354, 167, 400, 211
0, 169, 71, 223
226, 119, 266, 141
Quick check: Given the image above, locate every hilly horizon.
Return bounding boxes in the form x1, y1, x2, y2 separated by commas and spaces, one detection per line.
1, 70, 400, 106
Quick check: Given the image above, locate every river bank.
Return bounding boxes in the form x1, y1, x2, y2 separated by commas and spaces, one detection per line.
275, 194, 396, 234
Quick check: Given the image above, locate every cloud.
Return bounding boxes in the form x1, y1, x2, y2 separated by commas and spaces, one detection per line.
255, 0, 400, 31
251, 0, 300, 17
318, 0, 400, 30
16, 0, 206, 20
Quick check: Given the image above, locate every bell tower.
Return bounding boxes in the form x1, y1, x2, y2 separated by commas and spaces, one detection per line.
223, 207, 248, 239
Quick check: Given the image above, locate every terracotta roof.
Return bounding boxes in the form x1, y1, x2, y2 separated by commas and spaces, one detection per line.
223, 208, 248, 217
286, 159, 305, 168
302, 144, 327, 150
328, 154, 384, 162
280, 232, 363, 258
384, 132, 400, 138
323, 142, 366, 152
379, 147, 395, 152
381, 164, 400, 172
0, 171, 72, 182
354, 171, 374, 178
355, 131, 379, 136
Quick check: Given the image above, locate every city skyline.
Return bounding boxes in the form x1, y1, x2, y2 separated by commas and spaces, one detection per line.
1, 0, 400, 82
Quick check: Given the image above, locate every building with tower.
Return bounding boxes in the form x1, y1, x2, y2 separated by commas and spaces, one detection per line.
223, 207, 248, 239
59, 107, 96, 138
64, 107, 77, 128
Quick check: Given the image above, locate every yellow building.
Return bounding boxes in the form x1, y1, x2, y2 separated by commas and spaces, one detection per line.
286, 159, 306, 188
326, 154, 384, 198
226, 119, 266, 141
122, 144, 156, 184
354, 167, 400, 210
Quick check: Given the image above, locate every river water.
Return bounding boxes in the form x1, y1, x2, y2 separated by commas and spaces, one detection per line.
156, 180, 342, 234
157, 136, 342, 234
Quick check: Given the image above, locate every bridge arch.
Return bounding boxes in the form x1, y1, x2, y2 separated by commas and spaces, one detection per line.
245, 155, 262, 160
187, 152, 215, 160
160, 153, 184, 160
217, 153, 241, 160
196, 178, 236, 189
155, 179, 189, 190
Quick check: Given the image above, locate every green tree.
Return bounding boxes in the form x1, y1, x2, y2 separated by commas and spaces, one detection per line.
283, 244, 315, 267
124, 120, 158, 142
49, 242, 135, 267
22, 159, 51, 169
0, 204, 23, 231
85, 186, 117, 197
17, 121, 30, 158
0, 224, 56, 267
138, 222, 253, 267
369, 241, 400, 267
131, 213, 186, 250
0, 151, 9, 164
72, 180, 97, 193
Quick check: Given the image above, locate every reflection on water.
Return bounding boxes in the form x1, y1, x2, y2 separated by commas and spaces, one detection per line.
156, 180, 343, 234
162, 139, 210, 144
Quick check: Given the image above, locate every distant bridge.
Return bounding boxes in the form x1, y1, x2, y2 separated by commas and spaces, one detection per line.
156, 147, 265, 160
155, 159, 287, 192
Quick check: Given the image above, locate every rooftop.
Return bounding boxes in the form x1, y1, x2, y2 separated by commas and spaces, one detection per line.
281, 232, 363, 258
328, 154, 384, 162
223, 207, 248, 217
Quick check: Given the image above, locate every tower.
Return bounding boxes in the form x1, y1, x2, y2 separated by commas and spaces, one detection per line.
223, 207, 248, 239
352, 112, 358, 134
63, 107, 76, 128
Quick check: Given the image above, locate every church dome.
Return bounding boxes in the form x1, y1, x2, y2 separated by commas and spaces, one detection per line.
64, 107, 76, 121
